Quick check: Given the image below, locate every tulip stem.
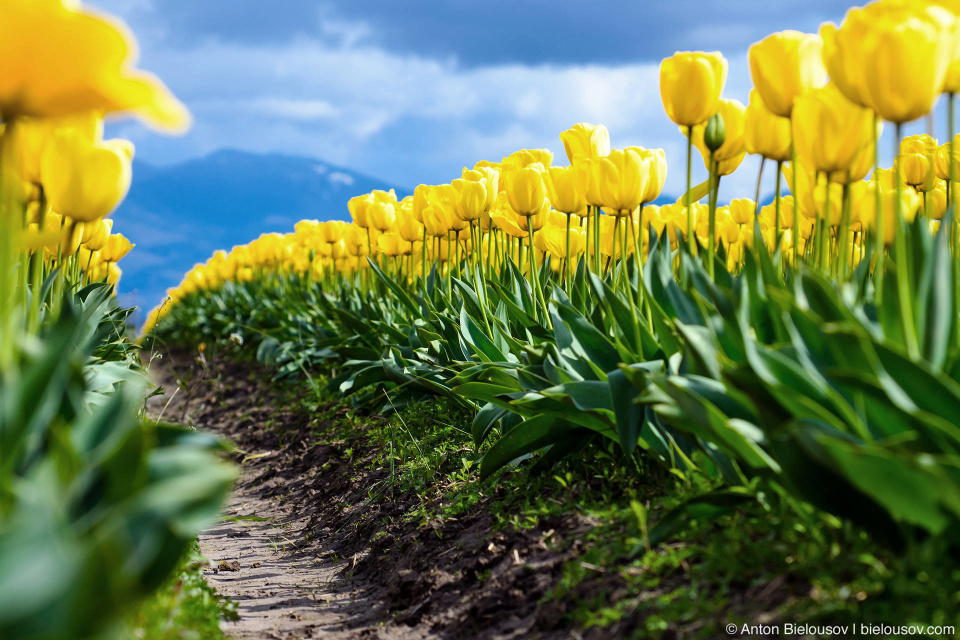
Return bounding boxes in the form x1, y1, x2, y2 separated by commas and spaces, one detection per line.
565, 212, 572, 291
774, 161, 783, 252
685, 128, 695, 259
838, 179, 852, 280
819, 173, 831, 272
950, 93, 957, 258
753, 156, 767, 252
894, 122, 919, 358
790, 139, 800, 270
873, 112, 884, 303
707, 155, 718, 280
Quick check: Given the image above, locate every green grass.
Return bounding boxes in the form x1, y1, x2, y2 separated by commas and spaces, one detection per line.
123, 543, 237, 640
252, 366, 960, 639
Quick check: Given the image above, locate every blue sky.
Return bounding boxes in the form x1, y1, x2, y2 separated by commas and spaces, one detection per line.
100, 0, 874, 200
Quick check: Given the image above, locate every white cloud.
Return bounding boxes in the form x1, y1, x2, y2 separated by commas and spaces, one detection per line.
328, 171, 354, 186
110, 22, 806, 201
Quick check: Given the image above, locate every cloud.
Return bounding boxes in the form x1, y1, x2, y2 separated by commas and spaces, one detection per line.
95, 0, 875, 206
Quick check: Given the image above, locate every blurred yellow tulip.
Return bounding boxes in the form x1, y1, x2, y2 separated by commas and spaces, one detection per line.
860, 4, 956, 123
935, 136, 960, 179
792, 84, 873, 175
729, 198, 756, 225
659, 51, 727, 127
899, 134, 938, 191
100, 232, 135, 262
0, 0, 190, 132
855, 179, 922, 245
40, 130, 133, 223
749, 30, 828, 118
689, 99, 746, 176
744, 90, 791, 162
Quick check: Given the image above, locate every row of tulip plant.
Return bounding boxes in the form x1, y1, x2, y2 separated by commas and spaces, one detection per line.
0, 2, 233, 640
152, 0, 960, 555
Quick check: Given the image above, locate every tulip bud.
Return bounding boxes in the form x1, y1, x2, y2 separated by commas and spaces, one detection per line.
703, 113, 726, 153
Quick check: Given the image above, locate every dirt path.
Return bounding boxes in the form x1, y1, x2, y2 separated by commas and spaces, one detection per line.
146, 353, 427, 640
144, 350, 618, 640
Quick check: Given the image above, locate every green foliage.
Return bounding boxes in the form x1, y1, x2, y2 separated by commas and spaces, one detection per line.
0, 285, 235, 640
156, 217, 960, 557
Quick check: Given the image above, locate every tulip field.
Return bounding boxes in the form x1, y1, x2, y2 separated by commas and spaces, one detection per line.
9, 0, 960, 638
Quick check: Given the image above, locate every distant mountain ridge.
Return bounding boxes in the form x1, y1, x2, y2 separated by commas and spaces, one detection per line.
114, 149, 410, 313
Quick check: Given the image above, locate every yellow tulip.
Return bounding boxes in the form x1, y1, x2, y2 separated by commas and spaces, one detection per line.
462, 166, 500, 211
593, 147, 666, 214
83, 217, 112, 251
689, 99, 746, 176
429, 184, 467, 231
503, 149, 553, 170
660, 51, 727, 127
820, 17, 872, 108
368, 201, 396, 232
348, 194, 375, 228
759, 195, 795, 230
860, 4, 956, 123
543, 165, 588, 215
0, 0, 190, 132
560, 123, 611, 163
749, 30, 828, 118
396, 212, 423, 243
490, 208, 527, 239
40, 130, 133, 223
100, 232, 134, 262
377, 232, 411, 257
451, 178, 487, 222
729, 198, 756, 226
855, 179, 922, 245
5, 112, 103, 184
659, 51, 727, 127
503, 165, 546, 217
743, 89, 791, 162
898, 134, 938, 191
792, 84, 874, 176
925, 180, 949, 220
935, 136, 960, 180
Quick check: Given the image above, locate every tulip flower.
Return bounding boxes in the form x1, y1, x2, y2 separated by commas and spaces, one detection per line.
899, 134, 938, 191
451, 179, 487, 222
397, 212, 424, 243
744, 90, 791, 163
503, 165, 547, 217
40, 130, 133, 223
820, 17, 872, 109
855, 178, 922, 245
659, 51, 728, 127
729, 199, 756, 226
935, 136, 960, 180
560, 123, 611, 163
792, 84, 874, 176
859, 4, 956, 123
0, 0, 190, 132
99, 232, 135, 263
348, 194, 375, 229
543, 165, 588, 215
689, 99, 747, 176
749, 31, 828, 118
926, 180, 949, 220
503, 149, 553, 170
592, 147, 667, 213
